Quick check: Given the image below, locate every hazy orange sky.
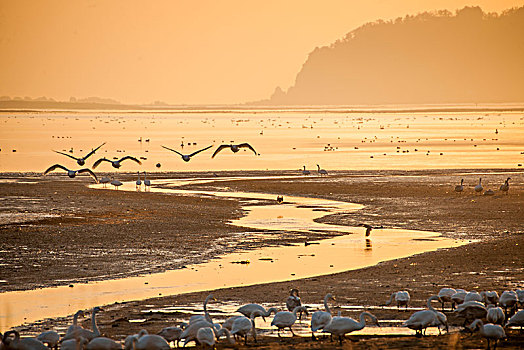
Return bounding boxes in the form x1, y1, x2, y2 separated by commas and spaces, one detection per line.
1, 0, 522, 105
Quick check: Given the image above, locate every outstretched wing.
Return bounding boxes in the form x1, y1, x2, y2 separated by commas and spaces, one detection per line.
77, 168, 99, 183
53, 150, 79, 161
83, 142, 106, 160
92, 157, 110, 169
358, 223, 373, 229
189, 145, 213, 157
161, 145, 184, 157
119, 156, 142, 165
44, 164, 69, 175
238, 143, 257, 155
211, 144, 231, 158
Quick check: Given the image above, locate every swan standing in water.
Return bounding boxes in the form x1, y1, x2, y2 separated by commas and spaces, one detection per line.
53, 142, 106, 166
92, 156, 141, 169
311, 293, 335, 340
196, 327, 234, 348
455, 179, 464, 192
86, 337, 122, 350
323, 312, 380, 344
316, 164, 328, 176
454, 301, 487, 327
132, 333, 170, 350
61, 337, 89, 350
44, 164, 98, 182
507, 310, 524, 329
230, 310, 264, 344
468, 319, 506, 350
487, 306, 505, 325
62, 306, 102, 342
474, 178, 483, 194
236, 304, 278, 319
404, 295, 447, 336
162, 145, 213, 162
385, 291, 411, 310
2, 330, 47, 350
481, 291, 500, 306
302, 166, 310, 175
271, 306, 309, 337
99, 176, 111, 188
135, 172, 142, 191
438, 287, 456, 310
499, 290, 518, 316
143, 172, 151, 191
499, 177, 510, 194
286, 288, 302, 314
65, 310, 85, 337
157, 326, 184, 348
36, 330, 60, 349
189, 294, 215, 324
124, 329, 148, 350
211, 143, 257, 158
110, 177, 122, 190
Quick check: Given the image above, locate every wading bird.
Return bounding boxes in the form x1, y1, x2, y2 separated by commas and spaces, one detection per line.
211, 143, 257, 158
316, 164, 328, 176
323, 311, 380, 344
271, 306, 309, 337
474, 178, 483, 194
162, 145, 212, 162
499, 177, 510, 194
311, 293, 335, 340
44, 164, 98, 182
53, 142, 106, 166
385, 291, 411, 310
302, 166, 310, 175
468, 319, 505, 350
455, 179, 464, 192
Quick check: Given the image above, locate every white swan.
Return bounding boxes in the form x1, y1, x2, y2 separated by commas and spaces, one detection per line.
385, 291, 411, 310
143, 172, 151, 191
437, 287, 456, 310
196, 327, 234, 348
302, 166, 310, 175
2, 330, 47, 350
93, 156, 141, 169
62, 306, 102, 342
286, 288, 302, 313
480, 291, 500, 306
464, 291, 483, 303
507, 310, 524, 329
222, 316, 242, 331
135, 172, 141, 191
132, 334, 170, 350
236, 304, 278, 319
156, 326, 183, 348
271, 306, 309, 337
99, 177, 111, 188
230, 310, 263, 344
486, 306, 505, 325
499, 177, 510, 193
404, 295, 446, 336
162, 145, 212, 162
499, 290, 518, 315
36, 330, 60, 349
455, 179, 464, 192
211, 143, 257, 158
61, 336, 89, 350
44, 164, 98, 182
124, 329, 148, 350
311, 293, 335, 340
316, 164, 328, 176
65, 310, 85, 337
86, 337, 122, 350
180, 319, 220, 347
451, 290, 467, 307
53, 142, 106, 166
454, 301, 487, 327
474, 178, 483, 194
468, 319, 506, 349
189, 294, 216, 324
323, 311, 380, 344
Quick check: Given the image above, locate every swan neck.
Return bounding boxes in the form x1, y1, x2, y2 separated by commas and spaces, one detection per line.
323, 295, 331, 314
91, 309, 100, 335
386, 292, 395, 306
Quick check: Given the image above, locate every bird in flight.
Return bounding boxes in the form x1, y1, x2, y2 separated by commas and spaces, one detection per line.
358, 223, 382, 237
92, 156, 142, 169
161, 144, 213, 162
44, 164, 98, 182
53, 142, 106, 166
211, 143, 257, 158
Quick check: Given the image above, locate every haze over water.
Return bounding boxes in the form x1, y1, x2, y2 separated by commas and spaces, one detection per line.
1, 108, 523, 173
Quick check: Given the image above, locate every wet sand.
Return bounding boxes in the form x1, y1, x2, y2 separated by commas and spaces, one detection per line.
1, 169, 524, 348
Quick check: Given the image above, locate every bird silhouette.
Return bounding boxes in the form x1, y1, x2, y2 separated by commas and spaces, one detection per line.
93, 156, 141, 169
211, 143, 257, 158
162, 145, 212, 162
44, 164, 98, 182
53, 142, 106, 166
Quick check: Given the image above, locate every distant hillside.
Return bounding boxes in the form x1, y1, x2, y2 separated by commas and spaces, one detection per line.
266, 6, 524, 105
0, 96, 141, 110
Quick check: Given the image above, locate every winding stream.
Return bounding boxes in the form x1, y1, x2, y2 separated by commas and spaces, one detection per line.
0, 176, 466, 331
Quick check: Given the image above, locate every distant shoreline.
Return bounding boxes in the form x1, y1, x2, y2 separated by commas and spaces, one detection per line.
1, 103, 524, 114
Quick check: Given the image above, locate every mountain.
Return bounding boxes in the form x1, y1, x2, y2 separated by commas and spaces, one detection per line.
266, 6, 524, 106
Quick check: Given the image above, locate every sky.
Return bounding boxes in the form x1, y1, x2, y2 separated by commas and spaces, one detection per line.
1, 0, 523, 105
